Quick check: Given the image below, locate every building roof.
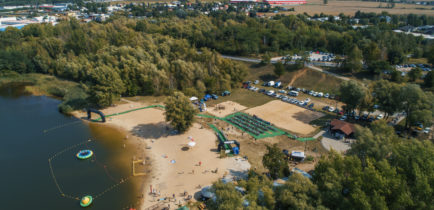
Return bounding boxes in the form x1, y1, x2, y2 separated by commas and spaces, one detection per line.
330, 119, 355, 136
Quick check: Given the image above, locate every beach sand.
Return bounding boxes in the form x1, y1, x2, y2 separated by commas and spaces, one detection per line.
206, 101, 247, 118
245, 100, 324, 135
74, 101, 250, 209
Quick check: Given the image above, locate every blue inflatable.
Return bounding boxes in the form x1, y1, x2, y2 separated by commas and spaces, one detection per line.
76, 150, 93, 160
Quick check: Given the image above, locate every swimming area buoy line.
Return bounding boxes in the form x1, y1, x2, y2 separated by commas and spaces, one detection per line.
48, 139, 134, 207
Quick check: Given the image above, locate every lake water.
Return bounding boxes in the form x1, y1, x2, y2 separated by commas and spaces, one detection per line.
0, 83, 143, 209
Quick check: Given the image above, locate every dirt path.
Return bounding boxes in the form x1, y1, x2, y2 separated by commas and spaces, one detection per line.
288, 68, 308, 86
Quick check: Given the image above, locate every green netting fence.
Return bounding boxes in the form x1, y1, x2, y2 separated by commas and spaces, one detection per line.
92, 104, 165, 122
91, 104, 317, 142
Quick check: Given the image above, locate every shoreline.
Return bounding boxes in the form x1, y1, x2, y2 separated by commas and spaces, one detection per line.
73, 100, 251, 210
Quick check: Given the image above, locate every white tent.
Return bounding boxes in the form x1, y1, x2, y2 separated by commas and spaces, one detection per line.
190, 96, 198, 101
188, 141, 196, 147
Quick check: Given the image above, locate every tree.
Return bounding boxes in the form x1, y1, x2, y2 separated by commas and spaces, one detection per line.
164, 91, 196, 133
428, 45, 434, 66
262, 144, 290, 179
372, 80, 401, 118
423, 71, 434, 89
339, 80, 367, 114
275, 173, 325, 209
341, 44, 363, 73
210, 181, 243, 210
408, 67, 422, 82
399, 84, 432, 129
261, 52, 271, 65
367, 60, 390, 75
274, 62, 285, 77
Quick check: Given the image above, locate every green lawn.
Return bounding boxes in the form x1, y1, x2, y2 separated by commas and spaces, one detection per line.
205, 88, 274, 108
242, 63, 343, 94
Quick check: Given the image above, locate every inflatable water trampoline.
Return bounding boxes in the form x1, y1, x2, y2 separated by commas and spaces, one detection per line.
76, 150, 93, 160
80, 195, 93, 207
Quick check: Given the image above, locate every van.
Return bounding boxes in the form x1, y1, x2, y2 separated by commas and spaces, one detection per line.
289, 91, 299, 97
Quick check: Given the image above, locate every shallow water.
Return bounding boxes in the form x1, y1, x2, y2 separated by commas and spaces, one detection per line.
0, 83, 143, 209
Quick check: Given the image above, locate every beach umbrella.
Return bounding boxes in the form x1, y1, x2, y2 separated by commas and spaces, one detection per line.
188, 141, 196, 147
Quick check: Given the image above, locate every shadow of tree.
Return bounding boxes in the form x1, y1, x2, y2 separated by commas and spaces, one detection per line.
259, 74, 278, 82
292, 110, 325, 123
131, 122, 170, 139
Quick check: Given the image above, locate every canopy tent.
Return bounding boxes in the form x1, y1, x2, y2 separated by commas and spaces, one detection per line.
188, 141, 196, 147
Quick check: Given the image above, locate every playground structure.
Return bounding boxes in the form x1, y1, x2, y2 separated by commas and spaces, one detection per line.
87, 108, 106, 122
209, 124, 240, 155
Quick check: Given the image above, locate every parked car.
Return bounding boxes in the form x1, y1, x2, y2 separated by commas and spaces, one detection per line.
323, 106, 329, 111
278, 90, 287, 94
259, 89, 266, 93
254, 80, 259, 84
324, 93, 329, 98
423, 127, 431, 134
339, 115, 347, 121
328, 107, 335, 112
288, 91, 299, 97
304, 98, 311, 103
376, 114, 383, 120
211, 94, 218, 100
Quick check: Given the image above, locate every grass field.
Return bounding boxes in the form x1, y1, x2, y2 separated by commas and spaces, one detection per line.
119, 0, 434, 16
245, 63, 343, 94
285, 0, 434, 16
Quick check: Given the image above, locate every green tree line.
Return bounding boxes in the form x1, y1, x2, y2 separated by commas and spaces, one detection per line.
0, 18, 247, 108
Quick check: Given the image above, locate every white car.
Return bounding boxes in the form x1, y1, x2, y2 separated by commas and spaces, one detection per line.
376, 114, 383, 120
317, 92, 324, 97
324, 93, 329, 98
339, 115, 347, 121
275, 94, 281, 98
312, 92, 318, 97
304, 98, 311, 103
254, 80, 259, 84
423, 127, 431, 134
278, 90, 287, 94
328, 107, 335, 112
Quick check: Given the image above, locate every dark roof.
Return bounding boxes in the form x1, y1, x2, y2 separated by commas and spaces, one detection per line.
330, 119, 355, 136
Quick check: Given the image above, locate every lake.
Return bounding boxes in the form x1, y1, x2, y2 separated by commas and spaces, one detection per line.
0, 83, 143, 209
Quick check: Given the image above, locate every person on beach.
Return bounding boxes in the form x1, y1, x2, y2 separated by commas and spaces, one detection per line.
199, 161, 202, 166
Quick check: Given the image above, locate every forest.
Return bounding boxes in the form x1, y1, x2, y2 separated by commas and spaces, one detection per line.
0, 9, 433, 111
0, 18, 247, 110
207, 121, 434, 210
126, 4, 433, 64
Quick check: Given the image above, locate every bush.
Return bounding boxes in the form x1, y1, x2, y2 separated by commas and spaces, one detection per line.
58, 103, 73, 114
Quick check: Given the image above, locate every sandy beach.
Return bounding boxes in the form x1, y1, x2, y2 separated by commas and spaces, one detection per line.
74, 101, 250, 209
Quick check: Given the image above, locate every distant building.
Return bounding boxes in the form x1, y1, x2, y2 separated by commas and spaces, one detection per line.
263, 0, 306, 5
